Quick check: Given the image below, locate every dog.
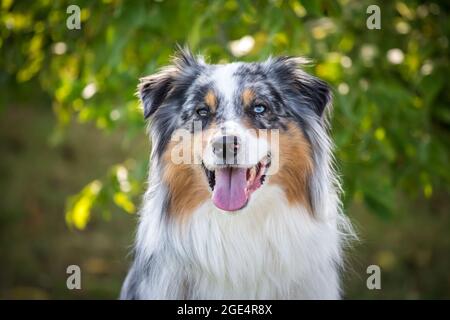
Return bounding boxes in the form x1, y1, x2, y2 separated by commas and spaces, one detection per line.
120, 47, 354, 299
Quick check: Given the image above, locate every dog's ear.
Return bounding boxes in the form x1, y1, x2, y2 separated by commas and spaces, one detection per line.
139, 46, 201, 119
139, 67, 177, 119
267, 56, 331, 118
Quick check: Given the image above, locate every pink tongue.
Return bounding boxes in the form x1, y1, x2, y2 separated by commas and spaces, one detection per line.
212, 168, 248, 211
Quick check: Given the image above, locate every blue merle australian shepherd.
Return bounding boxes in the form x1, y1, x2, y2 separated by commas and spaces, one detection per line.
120, 47, 355, 299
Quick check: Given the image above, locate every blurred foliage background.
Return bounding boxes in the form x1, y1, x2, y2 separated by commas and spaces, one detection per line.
0, 0, 449, 299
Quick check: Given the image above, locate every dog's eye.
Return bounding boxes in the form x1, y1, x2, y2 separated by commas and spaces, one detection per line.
252, 104, 266, 114
197, 107, 210, 117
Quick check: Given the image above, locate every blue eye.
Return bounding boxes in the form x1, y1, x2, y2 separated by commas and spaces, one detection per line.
253, 105, 266, 114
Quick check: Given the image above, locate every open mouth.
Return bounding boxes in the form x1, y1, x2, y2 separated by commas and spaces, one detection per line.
202, 156, 271, 212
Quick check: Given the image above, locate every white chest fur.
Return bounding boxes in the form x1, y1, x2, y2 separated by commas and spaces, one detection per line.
134, 185, 345, 299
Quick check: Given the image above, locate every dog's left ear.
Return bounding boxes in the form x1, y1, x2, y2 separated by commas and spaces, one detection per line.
139, 46, 202, 119
268, 56, 331, 118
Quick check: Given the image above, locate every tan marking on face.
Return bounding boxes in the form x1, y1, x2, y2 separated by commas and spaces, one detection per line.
241, 119, 312, 210
161, 122, 218, 220
242, 88, 255, 109
204, 90, 217, 112
162, 140, 209, 220
268, 122, 313, 211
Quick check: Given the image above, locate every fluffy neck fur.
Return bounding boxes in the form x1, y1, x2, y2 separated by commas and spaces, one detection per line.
121, 158, 353, 300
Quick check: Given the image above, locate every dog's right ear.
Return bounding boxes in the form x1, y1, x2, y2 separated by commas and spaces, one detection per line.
138, 46, 202, 119
138, 66, 177, 119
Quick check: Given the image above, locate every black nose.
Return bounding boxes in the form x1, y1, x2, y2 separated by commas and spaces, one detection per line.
212, 135, 241, 163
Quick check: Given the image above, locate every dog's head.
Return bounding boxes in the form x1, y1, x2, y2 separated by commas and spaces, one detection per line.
139, 48, 331, 217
